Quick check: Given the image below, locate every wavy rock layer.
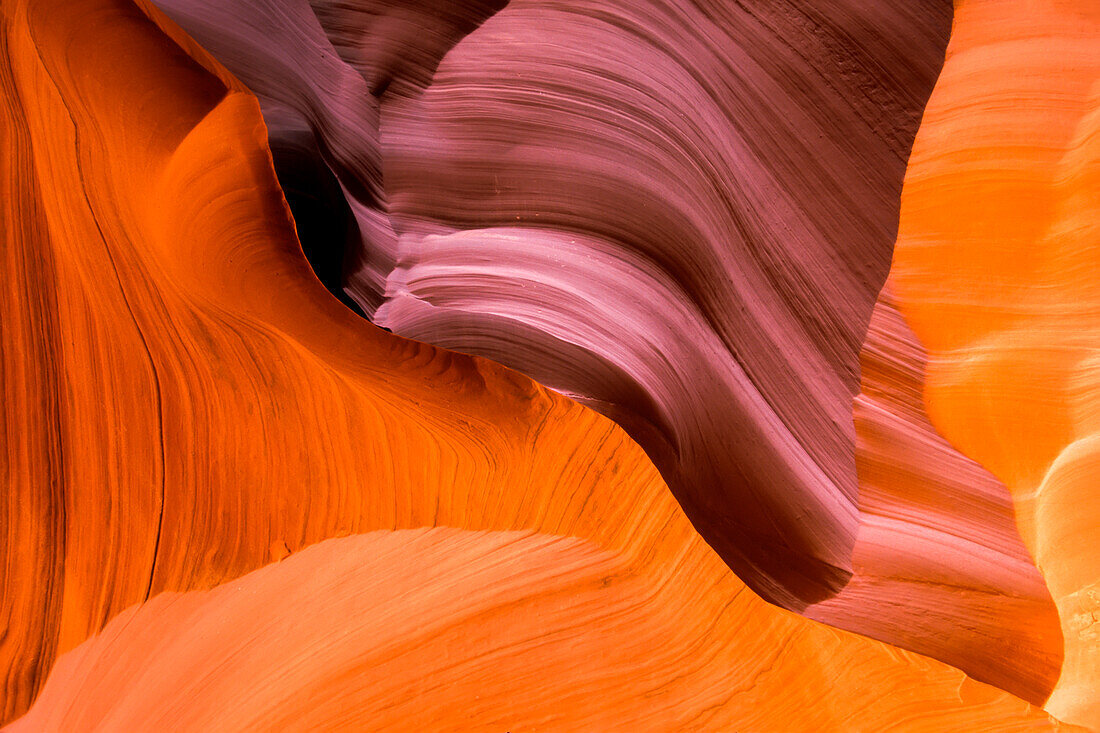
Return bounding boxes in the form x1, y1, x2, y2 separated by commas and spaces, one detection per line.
147, 0, 1072, 703
806, 287, 1063, 703
0, 0, 1081, 727
890, 0, 1100, 726
11, 529, 1074, 732
0, 0, 668, 718
154, 0, 953, 611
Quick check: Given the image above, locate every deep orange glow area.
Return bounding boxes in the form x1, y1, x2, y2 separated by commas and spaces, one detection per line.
1, 0, 1097, 729
891, 0, 1100, 726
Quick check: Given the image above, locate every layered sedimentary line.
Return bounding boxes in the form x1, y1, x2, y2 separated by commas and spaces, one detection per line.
152, 0, 951, 609
146, 0, 1072, 705
888, 0, 1100, 726
8, 528, 1076, 731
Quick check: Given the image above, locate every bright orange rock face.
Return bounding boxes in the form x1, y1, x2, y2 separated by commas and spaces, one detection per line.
890, 0, 1100, 727
0, 0, 1095, 729
6, 530, 1075, 731
0, 0, 673, 719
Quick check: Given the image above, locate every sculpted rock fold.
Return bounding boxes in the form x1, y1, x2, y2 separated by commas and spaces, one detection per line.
150, 0, 1069, 703
807, 288, 1062, 703
154, 0, 953, 613
0, 0, 666, 717
0, 0, 1080, 727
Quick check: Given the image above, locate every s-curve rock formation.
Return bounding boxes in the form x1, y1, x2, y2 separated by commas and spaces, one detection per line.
153, 0, 955, 611
0, 0, 1091, 728
149, 0, 1072, 707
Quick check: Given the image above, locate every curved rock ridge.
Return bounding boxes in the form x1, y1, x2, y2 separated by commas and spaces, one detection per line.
889, 0, 1100, 726
0, 0, 1081, 727
147, 0, 1072, 704
9, 529, 1077, 732
0, 0, 661, 718
152, 0, 954, 610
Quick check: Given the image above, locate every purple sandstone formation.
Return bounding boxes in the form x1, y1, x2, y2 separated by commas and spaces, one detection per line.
153, 0, 950, 609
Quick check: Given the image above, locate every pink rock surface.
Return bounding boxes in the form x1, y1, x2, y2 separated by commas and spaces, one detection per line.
155, 0, 952, 611
807, 288, 1062, 702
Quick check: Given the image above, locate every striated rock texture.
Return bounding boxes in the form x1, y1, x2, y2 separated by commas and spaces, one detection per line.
806, 287, 1064, 704
890, 0, 1100, 726
146, 0, 1073, 706
0, 0, 670, 719
9, 529, 1076, 731
153, 0, 954, 611
0, 0, 1085, 727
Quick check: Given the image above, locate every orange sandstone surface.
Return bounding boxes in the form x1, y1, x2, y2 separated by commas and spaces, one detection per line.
0, 0, 1088, 729
890, 0, 1100, 727
6, 527, 1079, 731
